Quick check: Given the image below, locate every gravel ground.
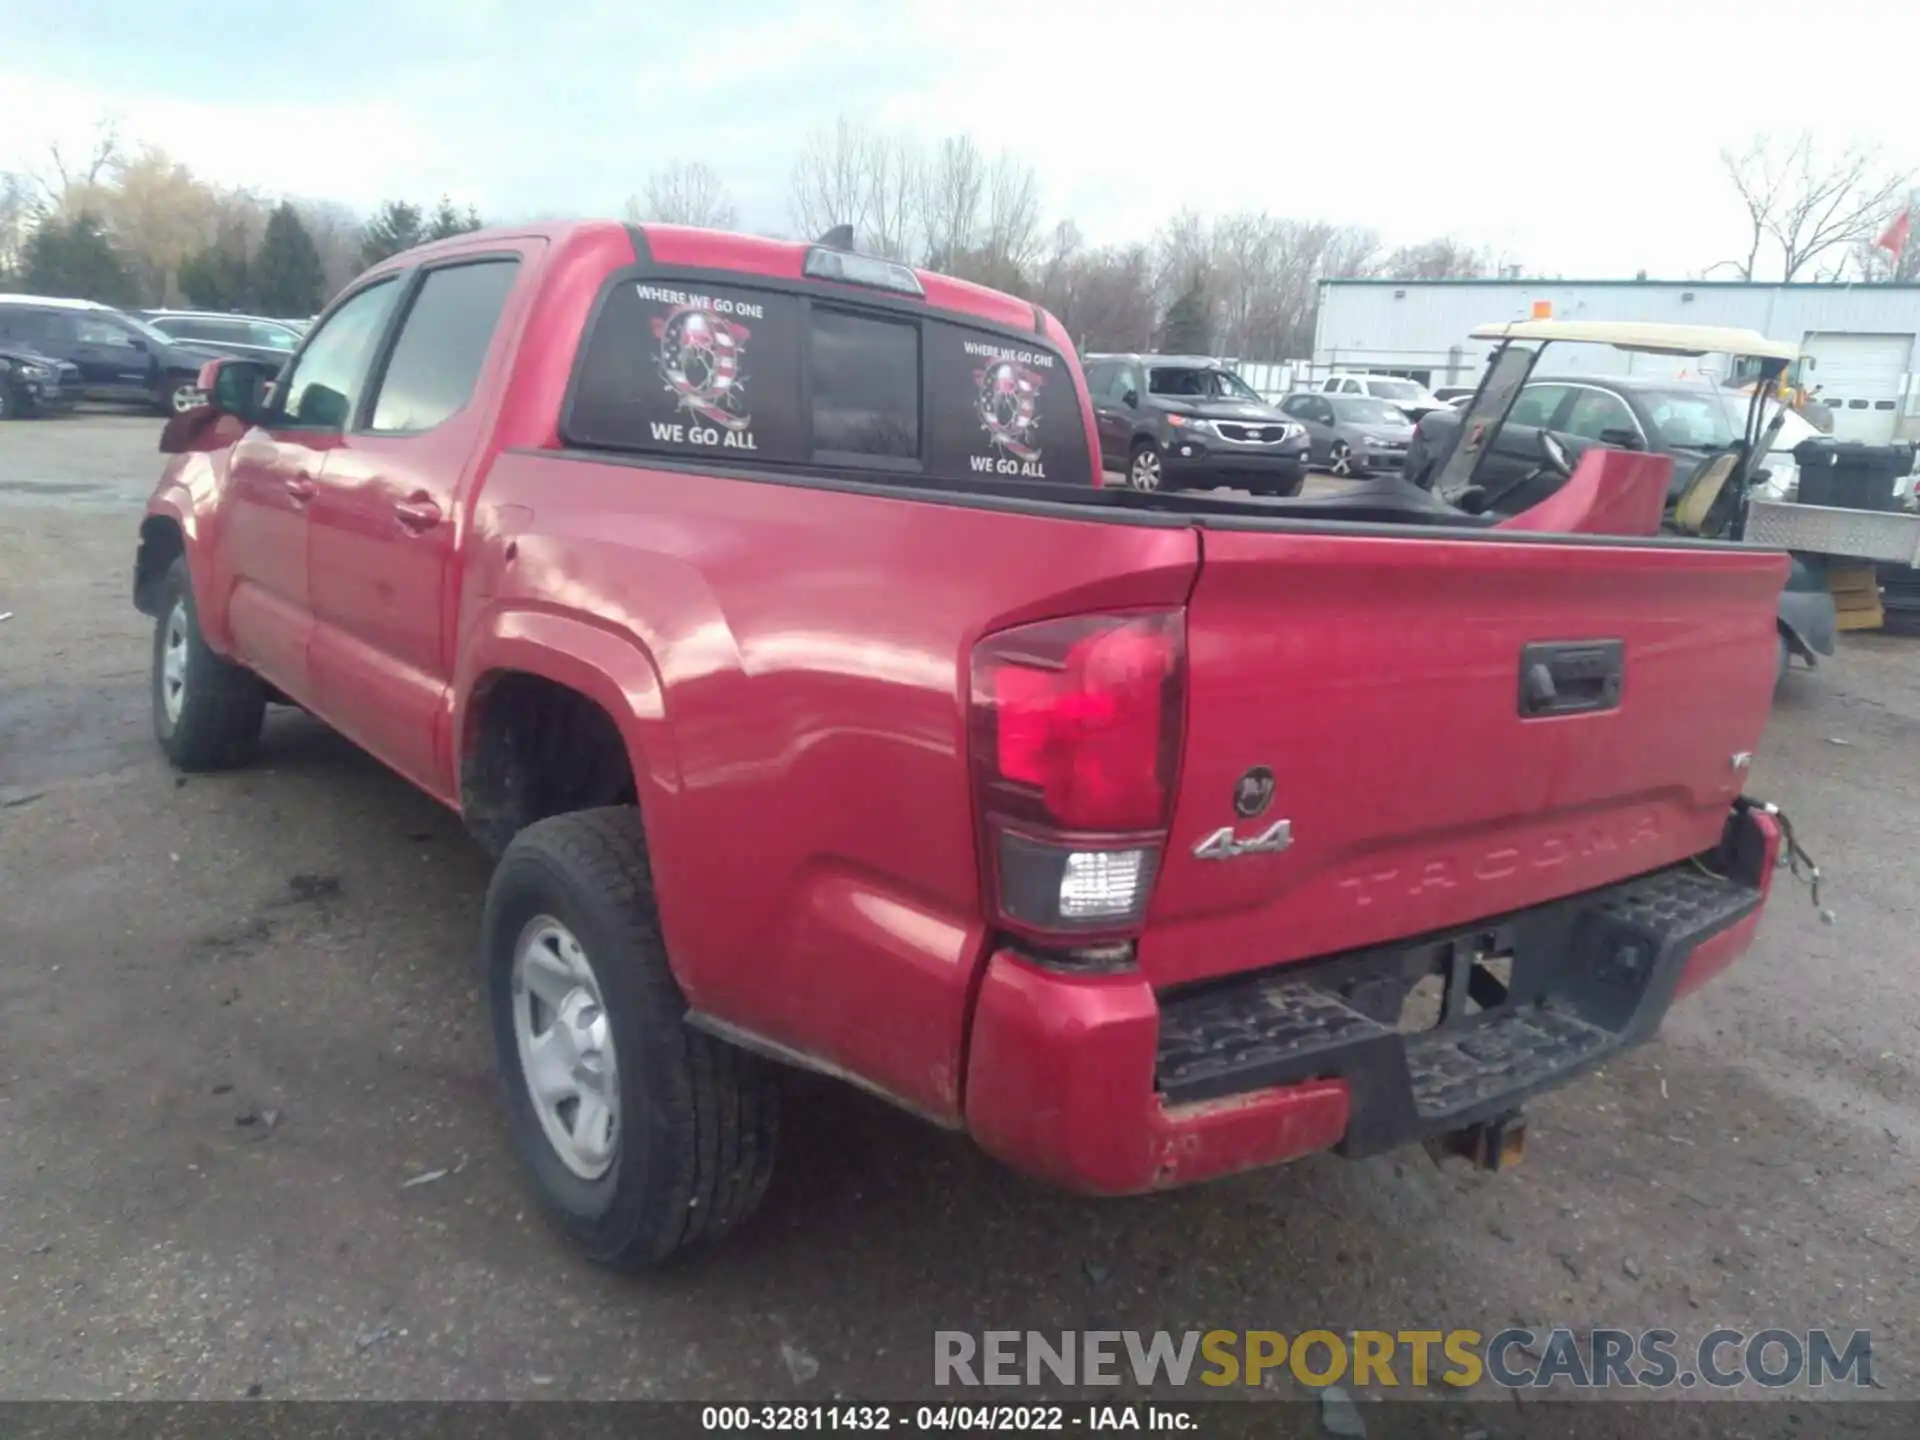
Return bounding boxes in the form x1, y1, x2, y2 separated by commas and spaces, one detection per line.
0, 413, 1914, 1421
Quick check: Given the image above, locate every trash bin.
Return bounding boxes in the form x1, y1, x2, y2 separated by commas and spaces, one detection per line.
1790, 438, 1916, 512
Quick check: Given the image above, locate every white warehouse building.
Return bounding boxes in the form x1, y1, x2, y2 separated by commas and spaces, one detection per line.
1312, 279, 1920, 444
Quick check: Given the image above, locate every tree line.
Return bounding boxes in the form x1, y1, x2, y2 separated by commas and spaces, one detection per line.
0, 122, 482, 318
2, 117, 1911, 351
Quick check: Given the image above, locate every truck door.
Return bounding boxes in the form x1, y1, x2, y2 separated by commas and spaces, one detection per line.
219, 277, 402, 702
306, 254, 525, 800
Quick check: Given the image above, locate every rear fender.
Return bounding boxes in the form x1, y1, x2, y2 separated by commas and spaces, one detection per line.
456, 608, 703, 970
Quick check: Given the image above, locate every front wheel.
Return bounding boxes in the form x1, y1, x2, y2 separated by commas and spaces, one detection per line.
1127, 441, 1164, 491
1328, 441, 1356, 478
0, 382, 16, 420
484, 807, 780, 1269
151, 557, 267, 770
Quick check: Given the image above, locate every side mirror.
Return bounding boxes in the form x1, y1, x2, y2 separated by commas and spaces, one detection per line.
204, 358, 274, 424
128, 337, 148, 353
1538, 429, 1574, 477
1122, 388, 1139, 409
1597, 426, 1644, 451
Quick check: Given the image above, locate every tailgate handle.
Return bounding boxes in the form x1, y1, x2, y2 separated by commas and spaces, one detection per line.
1518, 640, 1623, 717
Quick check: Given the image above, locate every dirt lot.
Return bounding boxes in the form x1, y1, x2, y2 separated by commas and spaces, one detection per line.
1, 413, 1915, 1417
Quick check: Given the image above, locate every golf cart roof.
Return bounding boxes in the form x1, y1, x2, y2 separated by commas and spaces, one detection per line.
1470, 320, 1800, 360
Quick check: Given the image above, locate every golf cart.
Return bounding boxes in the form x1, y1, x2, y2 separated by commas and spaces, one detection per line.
1428, 321, 1832, 679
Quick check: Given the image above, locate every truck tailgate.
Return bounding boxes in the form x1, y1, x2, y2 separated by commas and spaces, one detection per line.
1140, 527, 1787, 990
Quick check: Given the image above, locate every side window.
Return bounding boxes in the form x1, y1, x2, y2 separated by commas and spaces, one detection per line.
251, 322, 300, 352
275, 280, 399, 431
0, 309, 52, 343
369, 260, 520, 433
1083, 361, 1116, 400
1338, 378, 1361, 394
1562, 388, 1639, 443
810, 307, 919, 459
1120, 365, 1143, 403
1506, 384, 1567, 429
77, 318, 138, 348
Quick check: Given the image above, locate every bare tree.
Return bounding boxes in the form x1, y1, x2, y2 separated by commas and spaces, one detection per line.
1718, 133, 1913, 280
1381, 236, 1489, 280
981, 150, 1043, 274
920, 134, 986, 270
292, 198, 365, 301
628, 160, 738, 230
864, 133, 922, 261
790, 117, 882, 243
0, 172, 36, 277
36, 116, 123, 211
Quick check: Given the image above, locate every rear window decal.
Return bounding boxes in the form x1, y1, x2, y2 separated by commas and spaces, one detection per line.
965, 340, 1056, 479
639, 284, 763, 451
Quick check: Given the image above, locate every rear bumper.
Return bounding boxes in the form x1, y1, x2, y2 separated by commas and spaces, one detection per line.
963, 805, 1777, 1195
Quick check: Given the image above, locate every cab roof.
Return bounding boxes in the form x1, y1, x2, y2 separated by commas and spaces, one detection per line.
1471, 319, 1800, 360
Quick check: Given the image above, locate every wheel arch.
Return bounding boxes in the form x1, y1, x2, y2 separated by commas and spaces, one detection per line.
455, 610, 683, 860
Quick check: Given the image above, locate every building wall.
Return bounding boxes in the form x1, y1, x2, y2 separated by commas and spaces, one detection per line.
1314, 280, 1920, 409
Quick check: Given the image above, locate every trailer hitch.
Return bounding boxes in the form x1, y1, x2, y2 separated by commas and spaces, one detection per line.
1426, 1110, 1528, 1172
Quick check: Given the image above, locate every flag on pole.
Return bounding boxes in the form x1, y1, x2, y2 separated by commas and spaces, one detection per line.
1875, 209, 1911, 258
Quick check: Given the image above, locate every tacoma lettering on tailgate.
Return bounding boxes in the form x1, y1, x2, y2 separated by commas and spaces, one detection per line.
1336, 811, 1664, 909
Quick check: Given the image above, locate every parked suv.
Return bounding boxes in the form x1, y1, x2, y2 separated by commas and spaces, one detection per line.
0, 338, 80, 419
1319, 372, 1447, 423
0, 296, 222, 414
1084, 353, 1309, 494
138, 310, 304, 366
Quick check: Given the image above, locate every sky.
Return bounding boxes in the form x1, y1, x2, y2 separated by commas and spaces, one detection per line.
0, 0, 1911, 279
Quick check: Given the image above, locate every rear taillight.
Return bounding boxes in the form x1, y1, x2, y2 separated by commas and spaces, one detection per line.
969, 611, 1186, 943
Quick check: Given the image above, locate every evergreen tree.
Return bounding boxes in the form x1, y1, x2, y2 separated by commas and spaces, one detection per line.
252, 203, 325, 316
359, 201, 424, 269
23, 213, 136, 305
1160, 272, 1212, 354
424, 196, 482, 241
179, 220, 254, 311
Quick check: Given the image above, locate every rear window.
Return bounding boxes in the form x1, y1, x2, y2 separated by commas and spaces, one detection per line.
564, 276, 1091, 486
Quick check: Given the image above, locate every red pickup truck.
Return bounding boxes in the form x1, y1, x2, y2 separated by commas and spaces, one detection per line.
135, 221, 1785, 1269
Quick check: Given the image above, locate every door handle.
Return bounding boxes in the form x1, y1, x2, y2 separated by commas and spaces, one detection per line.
394, 495, 443, 531
284, 474, 317, 502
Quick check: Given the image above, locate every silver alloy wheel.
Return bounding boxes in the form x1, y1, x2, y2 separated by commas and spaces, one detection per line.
1129, 447, 1162, 491
170, 383, 201, 414
511, 915, 620, 1180
160, 601, 189, 726
1329, 441, 1354, 478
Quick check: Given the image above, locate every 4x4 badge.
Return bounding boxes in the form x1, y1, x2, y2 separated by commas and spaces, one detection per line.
1193, 819, 1293, 861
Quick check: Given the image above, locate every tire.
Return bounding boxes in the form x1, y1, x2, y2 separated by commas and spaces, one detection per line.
157, 377, 201, 416
0, 382, 14, 420
1328, 441, 1355, 478
1127, 440, 1164, 492
483, 807, 779, 1270
151, 556, 267, 770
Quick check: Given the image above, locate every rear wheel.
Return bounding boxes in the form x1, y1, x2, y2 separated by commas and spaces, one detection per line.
158, 378, 200, 416
484, 807, 779, 1269
1127, 441, 1164, 491
151, 557, 267, 770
